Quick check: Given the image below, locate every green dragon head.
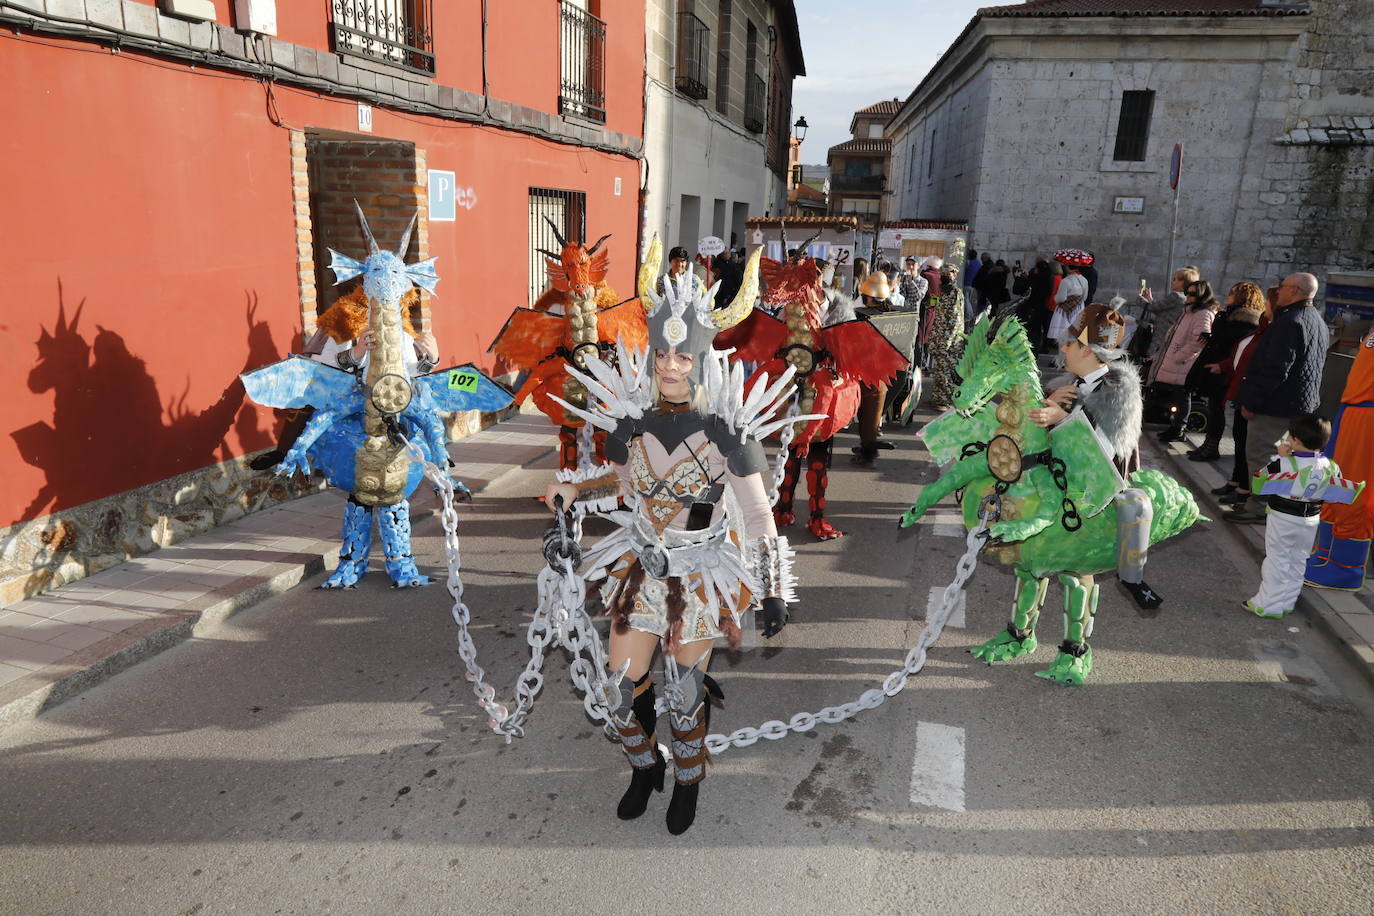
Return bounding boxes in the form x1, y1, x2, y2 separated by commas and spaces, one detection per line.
951, 315, 1040, 417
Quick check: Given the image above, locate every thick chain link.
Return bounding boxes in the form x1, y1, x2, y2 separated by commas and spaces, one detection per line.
405, 436, 990, 755
402, 438, 615, 742
766, 402, 799, 507
701, 502, 993, 755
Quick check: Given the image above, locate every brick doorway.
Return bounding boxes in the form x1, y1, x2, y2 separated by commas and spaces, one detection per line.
295, 131, 430, 332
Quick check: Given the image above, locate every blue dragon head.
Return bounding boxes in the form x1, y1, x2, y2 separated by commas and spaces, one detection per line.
328, 203, 440, 304
951, 314, 1039, 417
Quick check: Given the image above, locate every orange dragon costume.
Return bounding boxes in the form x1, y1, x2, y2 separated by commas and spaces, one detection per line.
715, 227, 907, 539
489, 220, 649, 469
1306, 327, 1374, 590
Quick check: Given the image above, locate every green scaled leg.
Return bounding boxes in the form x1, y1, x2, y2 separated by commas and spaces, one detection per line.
971, 569, 1047, 663
1036, 574, 1098, 685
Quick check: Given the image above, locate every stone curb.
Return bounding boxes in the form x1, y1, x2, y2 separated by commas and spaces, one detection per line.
0, 420, 558, 734
1148, 433, 1374, 688
0, 552, 327, 732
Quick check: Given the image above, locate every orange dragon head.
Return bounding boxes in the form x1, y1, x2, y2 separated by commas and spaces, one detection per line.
537, 217, 611, 302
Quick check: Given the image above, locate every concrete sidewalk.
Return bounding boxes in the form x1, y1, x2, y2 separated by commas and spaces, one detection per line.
1149, 428, 1374, 685
0, 413, 557, 731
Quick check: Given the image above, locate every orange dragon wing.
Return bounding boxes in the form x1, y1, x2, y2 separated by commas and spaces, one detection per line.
488, 308, 568, 369
595, 297, 649, 349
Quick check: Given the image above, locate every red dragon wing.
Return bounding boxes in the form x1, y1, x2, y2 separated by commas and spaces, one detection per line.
595, 298, 650, 349
820, 318, 910, 386
488, 308, 567, 368
712, 309, 788, 363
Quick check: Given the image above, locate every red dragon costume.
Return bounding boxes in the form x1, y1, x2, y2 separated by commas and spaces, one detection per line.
489, 220, 649, 469
715, 227, 907, 539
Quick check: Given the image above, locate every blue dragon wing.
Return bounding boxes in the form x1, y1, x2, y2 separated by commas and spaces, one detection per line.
241, 356, 363, 413
417, 364, 514, 413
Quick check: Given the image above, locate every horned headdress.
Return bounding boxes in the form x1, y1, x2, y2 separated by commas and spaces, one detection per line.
636, 235, 759, 368
328, 203, 440, 305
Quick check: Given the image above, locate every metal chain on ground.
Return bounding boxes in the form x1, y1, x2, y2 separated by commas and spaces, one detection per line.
700, 496, 997, 755
402, 438, 614, 742
404, 436, 994, 755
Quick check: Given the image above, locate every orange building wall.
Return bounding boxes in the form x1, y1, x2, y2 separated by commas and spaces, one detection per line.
1, 27, 643, 531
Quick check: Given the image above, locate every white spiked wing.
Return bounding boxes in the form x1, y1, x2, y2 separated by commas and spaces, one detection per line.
703, 349, 826, 443
546, 338, 654, 430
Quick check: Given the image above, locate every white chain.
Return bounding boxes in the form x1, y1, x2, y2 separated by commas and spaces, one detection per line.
402, 438, 615, 741
766, 401, 800, 507
404, 436, 992, 756
701, 508, 993, 755
577, 421, 595, 472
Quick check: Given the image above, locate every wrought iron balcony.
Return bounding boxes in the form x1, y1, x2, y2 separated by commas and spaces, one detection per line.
676, 11, 710, 100
745, 73, 766, 133
830, 174, 886, 193
559, 0, 607, 124
330, 0, 435, 76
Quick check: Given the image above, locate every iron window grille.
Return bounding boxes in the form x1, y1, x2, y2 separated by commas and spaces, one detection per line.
745, 73, 766, 133
330, 0, 435, 76
676, 11, 710, 100
560, 1, 607, 124
1113, 90, 1155, 162
715, 0, 732, 115
528, 188, 588, 307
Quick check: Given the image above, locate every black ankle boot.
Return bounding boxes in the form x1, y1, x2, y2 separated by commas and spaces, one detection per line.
665, 781, 700, 835
617, 752, 666, 820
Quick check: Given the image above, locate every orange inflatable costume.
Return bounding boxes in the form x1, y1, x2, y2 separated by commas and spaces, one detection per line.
1306, 328, 1374, 589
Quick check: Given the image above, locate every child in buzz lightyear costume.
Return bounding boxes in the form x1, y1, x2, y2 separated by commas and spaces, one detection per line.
1247, 413, 1364, 618
1031, 301, 1165, 612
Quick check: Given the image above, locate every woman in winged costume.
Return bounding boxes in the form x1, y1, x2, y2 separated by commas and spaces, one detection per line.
544, 238, 808, 836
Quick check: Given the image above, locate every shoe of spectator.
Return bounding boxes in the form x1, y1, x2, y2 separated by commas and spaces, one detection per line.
1226, 507, 1267, 524
1187, 447, 1221, 461
1219, 491, 1250, 505
1211, 483, 1239, 496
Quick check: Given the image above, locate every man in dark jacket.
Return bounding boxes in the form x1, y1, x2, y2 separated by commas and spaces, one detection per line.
1229, 273, 1328, 522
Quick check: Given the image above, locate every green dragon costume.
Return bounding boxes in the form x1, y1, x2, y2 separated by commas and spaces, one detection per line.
898, 315, 1203, 684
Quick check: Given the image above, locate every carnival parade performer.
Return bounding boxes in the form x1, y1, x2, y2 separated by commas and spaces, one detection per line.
713, 227, 907, 534
542, 237, 811, 835
489, 222, 648, 470
925, 262, 965, 410
1047, 249, 1092, 349
241, 207, 512, 588
1034, 302, 1164, 611
1306, 327, 1374, 591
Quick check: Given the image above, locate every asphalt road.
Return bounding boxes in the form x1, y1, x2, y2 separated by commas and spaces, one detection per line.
2, 420, 1372, 916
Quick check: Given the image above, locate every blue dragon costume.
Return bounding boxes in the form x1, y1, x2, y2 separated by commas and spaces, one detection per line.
242, 206, 512, 588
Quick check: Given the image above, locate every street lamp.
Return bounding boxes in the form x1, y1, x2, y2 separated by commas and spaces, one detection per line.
793, 116, 808, 142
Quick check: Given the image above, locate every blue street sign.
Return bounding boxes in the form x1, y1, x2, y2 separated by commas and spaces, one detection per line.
428, 169, 456, 222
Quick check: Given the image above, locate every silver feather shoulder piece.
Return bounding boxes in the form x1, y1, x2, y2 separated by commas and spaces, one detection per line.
547, 338, 654, 430
701, 348, 826, 442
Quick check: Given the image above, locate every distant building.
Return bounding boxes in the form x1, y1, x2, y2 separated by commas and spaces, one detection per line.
643, 1, 805, 252
884, 0, 1313, 296
827, 99, 900, 228
787, 182, 828, 217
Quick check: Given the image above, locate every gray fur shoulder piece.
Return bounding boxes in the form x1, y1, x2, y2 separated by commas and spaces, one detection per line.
1078, 361, 1143, 460
824, 289, 858, 326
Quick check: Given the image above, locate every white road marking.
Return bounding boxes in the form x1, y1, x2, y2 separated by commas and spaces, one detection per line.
909, 721, 966, 812
932, 523, 964, 537
926, 585, 966, 628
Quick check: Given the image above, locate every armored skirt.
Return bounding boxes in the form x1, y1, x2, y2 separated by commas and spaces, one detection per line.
568, 409, 777, 650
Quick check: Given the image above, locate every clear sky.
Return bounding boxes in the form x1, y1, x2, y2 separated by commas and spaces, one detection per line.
791, 0, 991, 165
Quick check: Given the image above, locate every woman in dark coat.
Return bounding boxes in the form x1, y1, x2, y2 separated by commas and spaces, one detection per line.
1185, 281, 1266, 461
